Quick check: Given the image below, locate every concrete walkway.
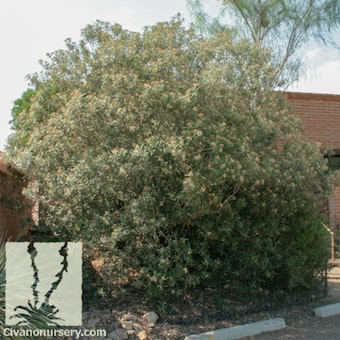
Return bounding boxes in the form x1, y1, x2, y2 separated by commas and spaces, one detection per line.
245, 314, 340, 340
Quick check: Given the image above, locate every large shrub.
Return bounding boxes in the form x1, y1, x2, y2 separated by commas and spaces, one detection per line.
7, 17, 331, 299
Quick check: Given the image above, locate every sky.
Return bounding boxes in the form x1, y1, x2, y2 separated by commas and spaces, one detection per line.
1, 0, 340, 151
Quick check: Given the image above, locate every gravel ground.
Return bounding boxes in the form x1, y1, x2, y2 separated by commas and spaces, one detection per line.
158, 270, 340, 339
242, 278, 340, 340
63, 266, 340, 339
136, 279, 340, 339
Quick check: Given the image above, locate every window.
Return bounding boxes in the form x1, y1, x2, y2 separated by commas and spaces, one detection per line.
328, 155, 340, 171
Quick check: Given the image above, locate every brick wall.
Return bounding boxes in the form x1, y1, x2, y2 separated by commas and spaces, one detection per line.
285, 92, 340, 228
285, 92, 340, 150
0, 155, 31, 241
328, 186, 340, 229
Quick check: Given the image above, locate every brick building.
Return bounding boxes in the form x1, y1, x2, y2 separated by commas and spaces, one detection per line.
0, 152, 31, 240
285, 91, 340, 228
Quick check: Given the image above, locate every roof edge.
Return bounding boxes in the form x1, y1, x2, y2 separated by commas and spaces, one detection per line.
284, 91, 340, 102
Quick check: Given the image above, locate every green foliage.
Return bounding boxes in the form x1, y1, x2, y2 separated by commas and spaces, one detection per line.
187, 0, 340, 85
9, 89, 36, 150
7, 17, 331, 301
11, 89, 35, 130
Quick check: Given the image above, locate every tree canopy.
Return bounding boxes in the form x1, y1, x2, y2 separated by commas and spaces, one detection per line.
187, 0, 340, 86
7, 17, 331, 300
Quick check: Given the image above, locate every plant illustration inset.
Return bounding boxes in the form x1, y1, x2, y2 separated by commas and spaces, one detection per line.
10, 242, 68, 327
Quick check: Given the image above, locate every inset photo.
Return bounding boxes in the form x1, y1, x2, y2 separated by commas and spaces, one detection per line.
6, 242, 82, 327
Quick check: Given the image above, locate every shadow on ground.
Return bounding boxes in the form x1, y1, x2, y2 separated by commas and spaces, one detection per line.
245, 265, 340, 340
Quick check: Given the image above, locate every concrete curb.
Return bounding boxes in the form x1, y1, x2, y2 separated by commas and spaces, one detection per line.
184, 317, 286, 340
314, 302, 340, 318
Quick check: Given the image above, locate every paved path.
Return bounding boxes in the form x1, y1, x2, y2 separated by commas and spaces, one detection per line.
245, 314, 340, 339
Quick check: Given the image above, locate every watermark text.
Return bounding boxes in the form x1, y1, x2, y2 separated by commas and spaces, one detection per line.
3, 327, 106, 338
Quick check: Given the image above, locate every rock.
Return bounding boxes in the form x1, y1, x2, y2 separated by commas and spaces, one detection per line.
120, 312, 138, 322
127, 329, 136, 336
96, 309, 112, 320
121, 321, 134, 330
142, 311, 159, 325
107, 328, 128, 340
137, 330, 149, 340
132, 323, 144, 332
112, 321, 121, 329
85, 317, 102, 329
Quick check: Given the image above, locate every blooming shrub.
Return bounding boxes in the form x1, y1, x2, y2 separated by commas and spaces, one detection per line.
7, 17, 331, 300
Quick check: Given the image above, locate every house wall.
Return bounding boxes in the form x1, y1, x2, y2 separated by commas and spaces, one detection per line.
285, 92, 340, 149
285, 92, 340, 228
328, 186, 340, 229
0, 157, 31, 241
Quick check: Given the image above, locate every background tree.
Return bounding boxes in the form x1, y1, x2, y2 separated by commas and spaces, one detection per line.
187, 0, 340, 86
7, 17, 331, 302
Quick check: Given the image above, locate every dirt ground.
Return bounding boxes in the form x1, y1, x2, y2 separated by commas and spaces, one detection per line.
166, 265, 340, 339
234, 267, 340, 340
81, 264, 340, 339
